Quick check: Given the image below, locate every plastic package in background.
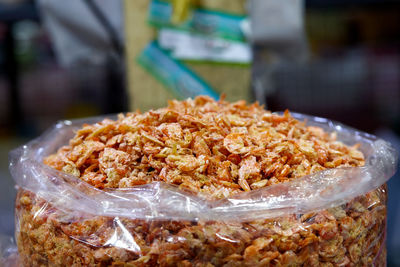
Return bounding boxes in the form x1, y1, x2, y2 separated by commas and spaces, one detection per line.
138, 42, 219, 101
7, 113, 398, 266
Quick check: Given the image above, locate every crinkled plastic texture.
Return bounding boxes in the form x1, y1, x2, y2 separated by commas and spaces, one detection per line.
9, 113, 398, 266
0, 234, 19, 267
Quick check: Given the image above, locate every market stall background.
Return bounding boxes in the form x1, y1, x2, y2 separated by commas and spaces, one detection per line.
0, 0, 399, 265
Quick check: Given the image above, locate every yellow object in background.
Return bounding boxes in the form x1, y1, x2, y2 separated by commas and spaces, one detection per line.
124, 0, 250, 112
171, 0, 192, 24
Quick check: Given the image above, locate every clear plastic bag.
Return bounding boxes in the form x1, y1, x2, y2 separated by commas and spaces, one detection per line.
0, 234, 19, 267
8, 113, 398, 266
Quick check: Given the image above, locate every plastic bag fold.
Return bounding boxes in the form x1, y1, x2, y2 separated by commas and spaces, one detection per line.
9, 113, 398, 222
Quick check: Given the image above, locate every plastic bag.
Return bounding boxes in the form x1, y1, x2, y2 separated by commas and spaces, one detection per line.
0, 234, 19, 267
9, 113, 398, 266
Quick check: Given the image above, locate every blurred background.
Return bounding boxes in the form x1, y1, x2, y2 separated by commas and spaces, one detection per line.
0, 0, 399, 265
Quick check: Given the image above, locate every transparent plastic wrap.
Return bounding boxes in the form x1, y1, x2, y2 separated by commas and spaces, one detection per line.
0, 234, 19, 267
9, 113, 398, 266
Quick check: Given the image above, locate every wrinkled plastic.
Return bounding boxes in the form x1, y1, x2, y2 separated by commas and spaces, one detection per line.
10, 113, 397, 221
9, 113, 398, 266
0, 234, 19, 267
